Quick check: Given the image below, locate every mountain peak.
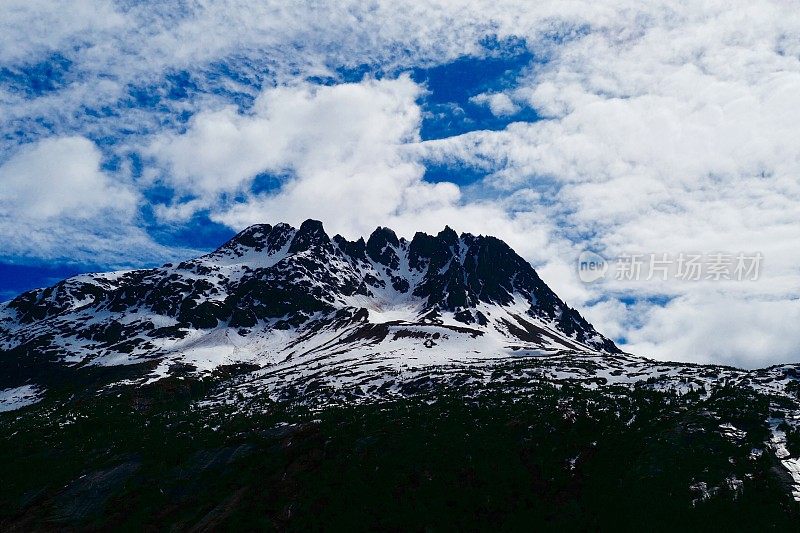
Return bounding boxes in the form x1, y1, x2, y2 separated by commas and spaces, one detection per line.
368, 226, 399, 247
217, 223, 273, 252
299, 218, 325, 233
1, 219, 620, 379
437, 225, 459, 245
288, 219, 331, 253
366, 226, 401, 267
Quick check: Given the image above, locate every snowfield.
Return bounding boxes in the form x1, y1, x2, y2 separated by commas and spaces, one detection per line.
0, 385, 42, 413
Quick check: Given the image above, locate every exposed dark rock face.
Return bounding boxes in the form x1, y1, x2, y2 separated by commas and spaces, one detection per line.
0, 219, 618, 370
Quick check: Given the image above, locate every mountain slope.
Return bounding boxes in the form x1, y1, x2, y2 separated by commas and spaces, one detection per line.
0, 219, 617, 388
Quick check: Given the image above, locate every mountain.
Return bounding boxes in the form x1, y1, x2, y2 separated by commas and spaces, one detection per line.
2, 220, 800, 529
0, 219, 617, 390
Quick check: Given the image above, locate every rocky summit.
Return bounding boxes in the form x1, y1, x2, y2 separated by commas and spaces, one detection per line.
0, 219, 617, 391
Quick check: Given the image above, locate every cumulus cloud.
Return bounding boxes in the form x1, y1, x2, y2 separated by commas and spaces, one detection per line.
149, 76, 424, 228
622, 294, 800, 368
470, 92, 520, 116
147, 75, 569, 269
0, 136, 135, 219
0, 136, 189, 265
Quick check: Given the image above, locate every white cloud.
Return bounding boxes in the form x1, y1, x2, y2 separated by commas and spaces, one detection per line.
470, 92, 520, 116
146, 73, 575, 278
0, 0, 124, 64
0, 217, 195, 268
0, 136, 190, 265
0, 136, 135, 219
149, 76, 424, 220
0, 1, 617, 156
148, 74, 569, 267
623, 294, 800, 368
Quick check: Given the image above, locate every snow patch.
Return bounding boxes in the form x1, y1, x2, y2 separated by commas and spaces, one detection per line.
0, 385, 43, 413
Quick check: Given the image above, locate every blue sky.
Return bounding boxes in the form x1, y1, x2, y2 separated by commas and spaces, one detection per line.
1, 1, 800, 368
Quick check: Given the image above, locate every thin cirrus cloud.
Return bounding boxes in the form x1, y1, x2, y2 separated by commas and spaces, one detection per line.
0, 1, 799, 367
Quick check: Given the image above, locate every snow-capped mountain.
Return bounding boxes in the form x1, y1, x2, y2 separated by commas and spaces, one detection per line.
0, 219, 617, 384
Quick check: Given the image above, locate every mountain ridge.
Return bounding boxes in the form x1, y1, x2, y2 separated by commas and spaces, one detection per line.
0, 219, 619, 381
